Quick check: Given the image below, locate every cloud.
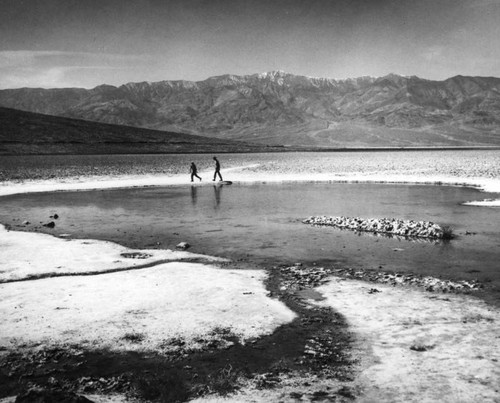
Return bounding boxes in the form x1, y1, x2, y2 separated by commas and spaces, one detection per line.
0, 66, 67, 89
0, 50, 67, 68
421, 46, 444, 62
0, 50, 156, 88
0, 50, 149, 67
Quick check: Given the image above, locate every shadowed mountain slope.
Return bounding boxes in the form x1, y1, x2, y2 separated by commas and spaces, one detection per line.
1, 71, 500, 147
0, 107, 284, 155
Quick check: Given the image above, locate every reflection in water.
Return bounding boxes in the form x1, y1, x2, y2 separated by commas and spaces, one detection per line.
190, 186, 198, 206
213, 185, 222, 209
352, 228, 451, 245
192, 184, 224, 209
316, 224, 451, 245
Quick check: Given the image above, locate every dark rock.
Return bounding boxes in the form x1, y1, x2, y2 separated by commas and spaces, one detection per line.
410, 345, 432, 352
43, 221, 55, 228
120, 252, 153, 259
337, 386, 355, 398
312, 390, 329, 399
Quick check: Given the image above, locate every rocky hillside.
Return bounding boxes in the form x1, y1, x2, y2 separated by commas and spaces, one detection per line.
0, 107, 283, 155
1, 71, 500, 147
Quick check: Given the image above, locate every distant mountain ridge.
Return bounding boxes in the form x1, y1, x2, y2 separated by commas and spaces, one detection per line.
1, 71, 499, 147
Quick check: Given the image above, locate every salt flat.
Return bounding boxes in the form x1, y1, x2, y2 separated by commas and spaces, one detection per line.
0, 151, 499, 402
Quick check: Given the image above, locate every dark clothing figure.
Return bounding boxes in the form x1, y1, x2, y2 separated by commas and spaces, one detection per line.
190, 162, 202, 182
213, 157, 223, 181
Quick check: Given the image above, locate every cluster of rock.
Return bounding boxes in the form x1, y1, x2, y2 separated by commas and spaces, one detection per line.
330, 267, 482, 293
120, 252, 153, 259
303, 216, 452, 239
279, 264, 481, 294
77, 375, 130, 394
280, 265, 335, 291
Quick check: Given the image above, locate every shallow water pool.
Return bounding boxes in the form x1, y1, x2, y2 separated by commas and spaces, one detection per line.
1, 182, 499, 292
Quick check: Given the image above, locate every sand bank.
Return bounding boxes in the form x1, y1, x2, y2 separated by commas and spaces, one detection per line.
1, 164, 499, 207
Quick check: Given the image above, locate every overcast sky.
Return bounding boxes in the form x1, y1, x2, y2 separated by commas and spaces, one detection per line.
1, 0, 499, 89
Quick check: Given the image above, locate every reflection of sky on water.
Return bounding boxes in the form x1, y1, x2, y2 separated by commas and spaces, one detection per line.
0, 182, 499, 288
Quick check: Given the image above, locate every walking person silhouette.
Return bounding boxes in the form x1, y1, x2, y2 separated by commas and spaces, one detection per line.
190, 162, 202, 182
212, 156, 223, 181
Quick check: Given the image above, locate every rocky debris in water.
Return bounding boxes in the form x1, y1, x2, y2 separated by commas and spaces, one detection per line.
304, 333, 344, 363
279, 265, 481, 294
156, 330, 236, 359
279, 266, 336, 292
2, 348, 133, 398
77, 375, 130, 393
331, 267, 482, 293
254, 372, 282, 389
337, 386, 356, 399
42, 221, 56, 228
303, 216, 453, 239
409, 344, 434, 352
176, 241, 190, 250
120, 252, 153, 259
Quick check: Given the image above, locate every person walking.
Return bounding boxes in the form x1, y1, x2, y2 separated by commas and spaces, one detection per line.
212, 156, 223, 181
190, 162, 202, 182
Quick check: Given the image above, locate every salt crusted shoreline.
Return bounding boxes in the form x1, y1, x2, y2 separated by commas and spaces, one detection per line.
1, 165, 499, 401
1, 226, 499, 402
0, 163, 499, 207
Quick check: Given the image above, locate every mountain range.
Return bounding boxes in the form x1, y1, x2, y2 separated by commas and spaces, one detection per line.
1, 71, 500, 148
